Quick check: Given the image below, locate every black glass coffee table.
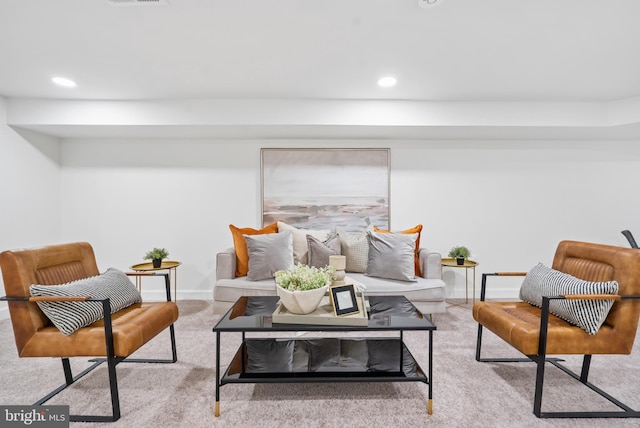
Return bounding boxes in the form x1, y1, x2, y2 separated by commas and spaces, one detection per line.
213, 295, 436, 417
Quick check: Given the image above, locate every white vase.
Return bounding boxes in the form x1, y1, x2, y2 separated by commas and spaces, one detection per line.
276, 283, 329, 315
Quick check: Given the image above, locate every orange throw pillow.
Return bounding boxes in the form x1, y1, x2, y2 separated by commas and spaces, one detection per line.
373, 224, 423, 277
229, 222, 279, 277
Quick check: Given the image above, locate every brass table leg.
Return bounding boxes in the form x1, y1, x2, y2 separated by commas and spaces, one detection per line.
428, 399, 433, 415
172, 267, 177, 301
472, 265, 476, 304
465, 267, 469, 304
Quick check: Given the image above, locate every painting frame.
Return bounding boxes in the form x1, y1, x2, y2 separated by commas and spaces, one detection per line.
261, 148, 390, 231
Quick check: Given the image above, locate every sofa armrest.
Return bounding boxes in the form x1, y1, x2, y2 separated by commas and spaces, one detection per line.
216, 248, 237, 280
419, 249, 442, 280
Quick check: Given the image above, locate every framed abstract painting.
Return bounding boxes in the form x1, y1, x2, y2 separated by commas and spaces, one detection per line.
261, 148, 390, 231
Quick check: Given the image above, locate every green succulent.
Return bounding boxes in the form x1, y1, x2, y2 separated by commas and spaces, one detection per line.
448, 246, 471, 259
144, 247, 169, 260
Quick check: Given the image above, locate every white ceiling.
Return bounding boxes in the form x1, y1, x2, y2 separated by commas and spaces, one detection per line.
2, 0, 640, 139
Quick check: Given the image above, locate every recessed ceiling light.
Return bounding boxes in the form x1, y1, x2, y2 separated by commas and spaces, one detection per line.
52, 76, 77, 88
377, 76, 397, 88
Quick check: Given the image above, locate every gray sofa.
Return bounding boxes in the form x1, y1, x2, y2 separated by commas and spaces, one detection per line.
214, 247, 447, 314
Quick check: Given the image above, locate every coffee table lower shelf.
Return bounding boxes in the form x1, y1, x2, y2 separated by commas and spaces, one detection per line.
221, 338, 428, 385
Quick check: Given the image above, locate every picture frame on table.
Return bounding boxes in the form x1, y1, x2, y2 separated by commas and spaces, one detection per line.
329, 284, 360, 317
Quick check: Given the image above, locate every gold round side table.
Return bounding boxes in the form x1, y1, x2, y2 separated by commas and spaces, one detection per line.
441, 258, 478, 304
130, 260, 181, 301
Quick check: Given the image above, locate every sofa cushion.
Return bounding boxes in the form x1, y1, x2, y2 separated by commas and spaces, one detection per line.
374, 224, 423, 277
519, 263, 618, 335
366, 231, 418, 282
229, 222, 278, 277
245, 231, 294, 281
337, 228, 370, 273
307, 233, 341, 268
29, 268, 142, 336
277, 222, 331, 265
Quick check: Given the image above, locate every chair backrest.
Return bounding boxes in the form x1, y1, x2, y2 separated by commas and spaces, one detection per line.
552, 240, 640, 352
621, 230, 639, 249
0, 242, 99, 354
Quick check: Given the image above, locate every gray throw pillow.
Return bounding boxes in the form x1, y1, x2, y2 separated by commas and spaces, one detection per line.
519, 263, 618, 335
245, 230, 294, 281
306, 233, 341, 268
365, 230, 418, 282
29, 268, 142, 336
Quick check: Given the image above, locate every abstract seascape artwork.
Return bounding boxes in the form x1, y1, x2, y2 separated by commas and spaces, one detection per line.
261, 148, 390, 231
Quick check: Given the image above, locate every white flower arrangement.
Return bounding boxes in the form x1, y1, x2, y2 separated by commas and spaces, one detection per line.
275, 263, 336, 291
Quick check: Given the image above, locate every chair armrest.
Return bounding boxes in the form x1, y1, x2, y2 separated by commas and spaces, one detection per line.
2, 294, 117, 354
419, 249, 442, 279
216, 247, 237, 280
560, 294, 621, 301
2, 295, 91, 302
30, 295, 91, 302
479, 272, 528, 301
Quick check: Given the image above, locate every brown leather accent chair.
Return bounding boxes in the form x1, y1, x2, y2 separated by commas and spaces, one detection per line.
473, 240, 640, 418
0, 242, 179, 422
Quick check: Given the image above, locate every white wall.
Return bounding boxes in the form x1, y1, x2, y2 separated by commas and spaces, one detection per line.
59, 138, 640, 301
0, 97, 61, 319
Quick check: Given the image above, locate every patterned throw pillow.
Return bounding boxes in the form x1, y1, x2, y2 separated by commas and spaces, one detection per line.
337, 228, 370, 273
29, 268, 142, 336
519, 263, 618, 335
306, 233, 341, 268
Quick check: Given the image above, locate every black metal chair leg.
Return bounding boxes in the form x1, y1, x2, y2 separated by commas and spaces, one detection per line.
62, 358, 73, 385
169, 324, 178, 362
580, 354, 591, 382
475, 324, 483, 361
532, 355, 546, 417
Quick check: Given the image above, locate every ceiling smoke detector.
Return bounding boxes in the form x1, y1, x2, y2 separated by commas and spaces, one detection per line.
418, 0, 444, 9
107, 0, 169, 6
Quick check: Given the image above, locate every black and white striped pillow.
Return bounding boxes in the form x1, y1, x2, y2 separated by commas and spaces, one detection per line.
29, 268, 142, 336
519, 263, 618, 335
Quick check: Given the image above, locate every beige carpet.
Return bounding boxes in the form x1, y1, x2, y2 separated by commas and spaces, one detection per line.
1, 300, 639, 427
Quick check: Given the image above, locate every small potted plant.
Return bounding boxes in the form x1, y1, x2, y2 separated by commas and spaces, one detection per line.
448, 246, 471, 265
144, 247, 169, 268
